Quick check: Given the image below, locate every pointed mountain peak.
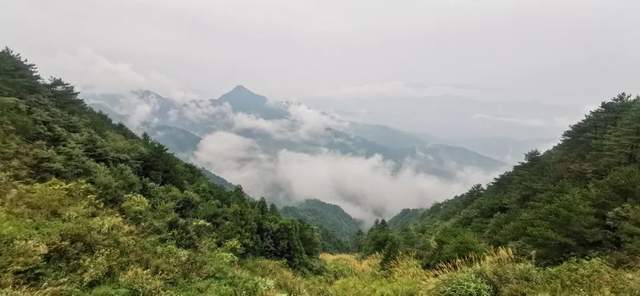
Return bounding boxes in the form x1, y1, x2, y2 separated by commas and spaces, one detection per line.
218, 84, 268, 108
222, 85, 263, 100
216, 85, 288, 120
230, 84, 251, 94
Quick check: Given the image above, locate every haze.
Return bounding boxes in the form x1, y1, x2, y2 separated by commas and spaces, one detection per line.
2, 0, 639, 140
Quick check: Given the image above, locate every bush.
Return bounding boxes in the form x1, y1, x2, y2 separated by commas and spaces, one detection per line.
434, 272, 493, 296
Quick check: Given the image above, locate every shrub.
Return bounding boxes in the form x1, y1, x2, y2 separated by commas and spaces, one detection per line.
434, 272, 493, 296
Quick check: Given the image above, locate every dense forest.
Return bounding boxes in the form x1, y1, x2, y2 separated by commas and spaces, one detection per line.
281, 199, 363, 253
0, 48, 323, 294
2, 48, 640, 295
360, 92, 640, 269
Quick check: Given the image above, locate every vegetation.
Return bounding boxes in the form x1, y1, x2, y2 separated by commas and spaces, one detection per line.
2, 47, 640, 295
388, 208, 425, 229
281, 199, 362, 253
0, 48, 322, 294
237, 249, 640, 295
363, 93, 640, 270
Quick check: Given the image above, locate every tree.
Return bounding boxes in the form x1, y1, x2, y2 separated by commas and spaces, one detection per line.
380, 235, 400, 270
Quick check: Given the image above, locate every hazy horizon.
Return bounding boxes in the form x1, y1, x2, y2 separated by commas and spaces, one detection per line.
3, 0, 639, 140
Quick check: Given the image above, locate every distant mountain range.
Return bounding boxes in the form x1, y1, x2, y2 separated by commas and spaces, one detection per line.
83, 85, 509, 225
450, 137, 556, 164
85, 86, 505, 175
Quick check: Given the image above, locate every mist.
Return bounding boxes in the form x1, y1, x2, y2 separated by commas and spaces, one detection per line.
2, 0, 639, 141
193, 131, 496, 223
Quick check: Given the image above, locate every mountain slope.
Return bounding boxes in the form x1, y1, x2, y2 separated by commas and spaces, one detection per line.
0, 48, 323, 294
346, 122, 429, 149
363, 93, 640, 268
146, 125, 201, 156
83, 85, 506, 221
387, 208, 424, 229
216, 85, 288, 120
84, 86, 505, 177
281, 199, 362, 252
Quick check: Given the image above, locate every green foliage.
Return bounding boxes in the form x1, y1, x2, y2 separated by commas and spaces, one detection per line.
387, 208, 424, 229
380, 235, 400, 270
0, 48, 322, 294
3, 47, 640, 294
421, 225, 489, 269
361, 219, 393, 255
434, 272, 493, 296
281, 199, 362, 253
371, 93, 640, 267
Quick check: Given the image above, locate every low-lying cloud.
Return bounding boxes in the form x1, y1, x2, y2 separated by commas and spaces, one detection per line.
84, 90, 501, 223
194, 131, 495, 224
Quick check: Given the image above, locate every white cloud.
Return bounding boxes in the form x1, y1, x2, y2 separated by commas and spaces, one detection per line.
3, 0, 636, 140
228, 102, 346, 141
36, 48, 198, 102
232, 113, 289, 136
193, 131, 496, 223
194, 132, 265, 171
286, 103, 347, 139
314, 81, 486, 100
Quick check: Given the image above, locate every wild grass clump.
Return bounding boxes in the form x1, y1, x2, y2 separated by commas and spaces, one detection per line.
253, 249, 640, 296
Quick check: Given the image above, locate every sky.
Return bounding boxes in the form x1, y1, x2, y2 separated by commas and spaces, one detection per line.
2, 0, 640, 139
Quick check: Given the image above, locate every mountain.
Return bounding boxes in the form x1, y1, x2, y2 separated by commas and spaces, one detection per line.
361, 93, 640, 268
346, 122, 429, 149
217, 85, 288, 120
281, 199, 362, 252
0, 49, 323, 293
387, 208, 424, 229
88, 101, 127, 123
3, 48, 639, 295
82, 86, 507, 220
84, 86, 505, 175
146, 125, 201, 156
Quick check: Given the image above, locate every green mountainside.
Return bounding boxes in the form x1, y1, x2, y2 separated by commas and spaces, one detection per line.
362, 93, 640, 268
281, 199, 362, 252
0, 48, 323, 294
387, 208, 425, 229
2, 47, 640, 295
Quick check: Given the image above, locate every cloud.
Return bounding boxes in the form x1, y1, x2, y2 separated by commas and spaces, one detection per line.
313, 81, 486, 99
232, 113, 289, 136
286, 103, 347, 139
84, 86, 503, 223
194, 132, 267, 171
4, 0, 636, 141
229, 102, 347, 141
193, 131, 496, 224
38, 48, 198, 102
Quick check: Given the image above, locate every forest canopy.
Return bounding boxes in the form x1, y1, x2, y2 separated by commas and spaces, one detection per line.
2, 47, 640, 295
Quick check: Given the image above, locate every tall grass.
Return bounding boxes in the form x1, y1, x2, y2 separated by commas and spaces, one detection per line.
244, 248, 640, 296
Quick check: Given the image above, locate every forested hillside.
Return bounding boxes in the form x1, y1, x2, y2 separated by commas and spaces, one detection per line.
281, 199, 363, 253
363, 93, 640, 268
388, 208, 425, 229
0, 48, 323, 294
3, 48, 640, 295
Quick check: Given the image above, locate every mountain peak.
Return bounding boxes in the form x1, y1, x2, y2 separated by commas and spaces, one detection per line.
220, 84, 266, 104
217, 85, 288, 119
231, 84, 251, 93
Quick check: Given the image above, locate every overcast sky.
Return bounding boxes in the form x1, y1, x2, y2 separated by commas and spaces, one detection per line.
2, 0, 639, 139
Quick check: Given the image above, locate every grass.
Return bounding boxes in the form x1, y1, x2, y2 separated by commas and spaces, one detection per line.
245, 249, 640, 296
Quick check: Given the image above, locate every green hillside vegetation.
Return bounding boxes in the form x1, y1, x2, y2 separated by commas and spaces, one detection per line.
0, 48, 322, 294
388, 208, 425, 229
361, 93, 640, 270
3, 47, 640, 295
281, 199, 363, 253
